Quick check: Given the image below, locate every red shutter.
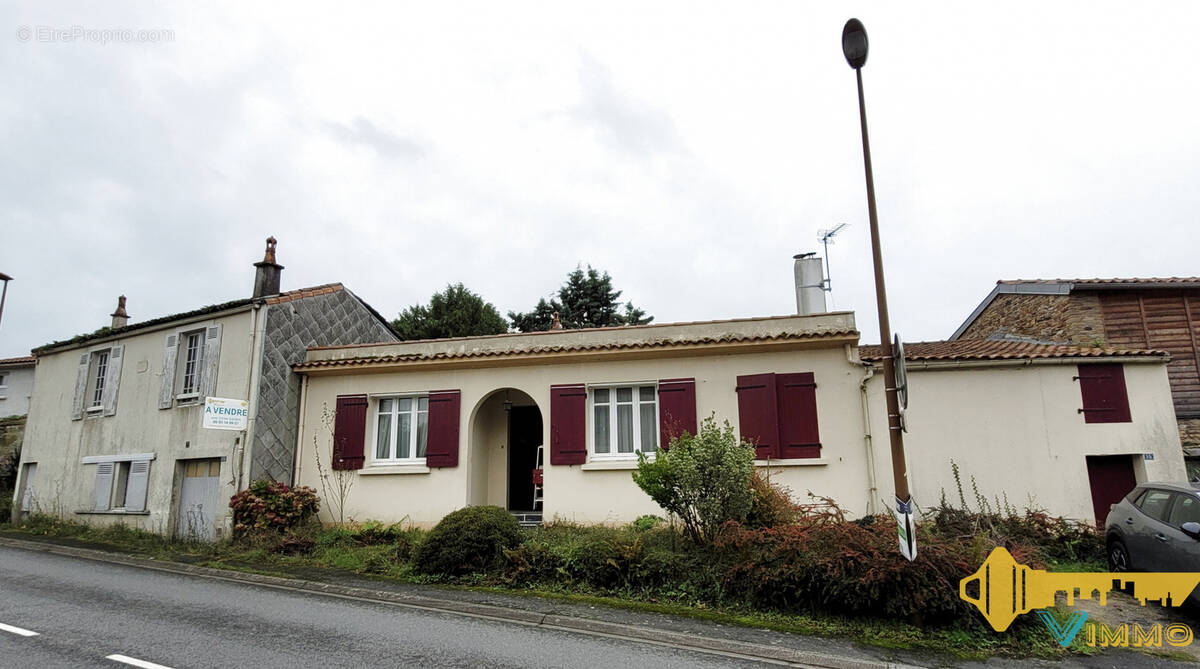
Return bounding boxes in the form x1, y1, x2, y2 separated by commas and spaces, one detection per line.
736, 373, 779, 459
658, 378, 697, 449
332, 394, 368, 470
426, 390, 461, 467
1077, 364, 1132, 423
776, 372, 821, 458
550, 384, 587, 465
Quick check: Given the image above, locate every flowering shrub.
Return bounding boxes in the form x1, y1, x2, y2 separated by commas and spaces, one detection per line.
229, 480, 320, 538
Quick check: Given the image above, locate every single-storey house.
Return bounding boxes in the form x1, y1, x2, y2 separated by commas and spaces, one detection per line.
292, 310, 1186, 527
12, 239, 397, 539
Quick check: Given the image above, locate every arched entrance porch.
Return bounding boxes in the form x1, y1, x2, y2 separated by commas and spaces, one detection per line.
467, 388, 544, 515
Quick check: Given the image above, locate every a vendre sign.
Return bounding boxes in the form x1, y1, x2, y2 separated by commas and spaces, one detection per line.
202, 397, 249, 431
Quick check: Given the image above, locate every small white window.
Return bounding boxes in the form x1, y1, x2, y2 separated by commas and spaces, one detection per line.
177, 330, 204, 397
591, 384, 657, 458
87, 350, 109, 410
373, 396, 428, 463
111, 462, 131, 508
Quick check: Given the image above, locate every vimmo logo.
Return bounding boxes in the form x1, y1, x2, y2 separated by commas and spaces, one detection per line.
961, 548, 1199, 647
1036, 611, 1194, 648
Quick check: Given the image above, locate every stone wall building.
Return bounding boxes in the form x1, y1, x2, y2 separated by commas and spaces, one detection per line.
951, 278, 1200, 472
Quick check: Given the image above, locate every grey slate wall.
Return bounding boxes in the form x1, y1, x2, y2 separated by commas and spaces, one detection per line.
250, 290, 396, 483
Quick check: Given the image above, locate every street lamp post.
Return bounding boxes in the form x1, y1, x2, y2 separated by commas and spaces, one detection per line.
842, 18, 916, 561
0, 272, 11, 331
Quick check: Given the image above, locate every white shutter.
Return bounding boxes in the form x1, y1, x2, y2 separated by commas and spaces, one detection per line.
93, 462, 115, 511
159, 334, 178, 409
20, 463, 37, 512
102, 345, 123, 416
71, 353, 89, 420
199, 324, 222, 400
124, 460, 150, 512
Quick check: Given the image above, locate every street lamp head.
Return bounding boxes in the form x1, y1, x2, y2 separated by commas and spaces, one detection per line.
842, 18, 868, 69
0, 272, 11, 281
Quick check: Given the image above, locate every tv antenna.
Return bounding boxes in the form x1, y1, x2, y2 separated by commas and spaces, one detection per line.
817, 223, 849, 300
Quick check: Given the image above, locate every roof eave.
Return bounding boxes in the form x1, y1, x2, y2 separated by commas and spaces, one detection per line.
32, 302, 258, 356
295, 331, 861, 375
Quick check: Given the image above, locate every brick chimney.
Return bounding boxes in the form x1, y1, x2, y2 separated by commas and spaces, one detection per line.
110, 295, 129, 328
252, 237, 284, 298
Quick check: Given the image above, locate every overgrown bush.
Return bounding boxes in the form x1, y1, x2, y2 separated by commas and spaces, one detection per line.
413, 505, 522, 576
0, 440, 19, 491
229, 480, 320, 538
717, 515, 988, 623
633, 416, 755, 543
930, 461, 1103, 566
745, 470, 799, 528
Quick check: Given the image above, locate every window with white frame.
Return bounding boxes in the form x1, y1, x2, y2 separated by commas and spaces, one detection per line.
591, 385, 657, 458
177, 330, 204, 397
373, 396, 428, 463
87, 350, 109, 411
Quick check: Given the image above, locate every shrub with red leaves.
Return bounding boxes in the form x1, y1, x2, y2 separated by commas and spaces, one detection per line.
230, 479, 320, 538
715, 515, 1039, 623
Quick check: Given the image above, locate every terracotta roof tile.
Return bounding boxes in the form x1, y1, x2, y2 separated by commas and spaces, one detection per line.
997, 277, 1200, 287
296, 328, 859, 371
264, 283, 344, 304
0, 356, 36, 366
859, 340, 1168, 362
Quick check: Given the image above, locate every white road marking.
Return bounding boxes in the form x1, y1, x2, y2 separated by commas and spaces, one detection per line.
0, 622, 38, 637
105, 654, 176, 669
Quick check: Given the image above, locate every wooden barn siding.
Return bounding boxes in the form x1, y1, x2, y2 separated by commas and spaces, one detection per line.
1099, 290, 1200, 417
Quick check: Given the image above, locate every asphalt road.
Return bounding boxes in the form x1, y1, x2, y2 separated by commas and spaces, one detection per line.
0, 545, 783, 669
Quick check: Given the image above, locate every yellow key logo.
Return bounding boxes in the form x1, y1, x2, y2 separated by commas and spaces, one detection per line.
959, 547, 1200, 632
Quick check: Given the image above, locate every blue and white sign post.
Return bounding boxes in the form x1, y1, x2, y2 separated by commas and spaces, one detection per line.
202, 397, 249, 431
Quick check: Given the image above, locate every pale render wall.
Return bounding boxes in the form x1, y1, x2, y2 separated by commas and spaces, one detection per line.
18, 311, 255, 534
870, 361, 1185, 521
0, 365, 35, 417
295, 346, 874, 526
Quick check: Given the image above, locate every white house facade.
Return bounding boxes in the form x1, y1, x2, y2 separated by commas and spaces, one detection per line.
293, 315, 1187, 528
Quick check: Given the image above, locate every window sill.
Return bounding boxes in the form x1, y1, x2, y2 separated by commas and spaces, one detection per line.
359, 465, 431, 476
581, 460, 641, 471
75, 510, 151, 516
755, 458, 829, 467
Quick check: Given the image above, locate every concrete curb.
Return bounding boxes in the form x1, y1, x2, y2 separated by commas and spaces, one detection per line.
0, 536, 906, 669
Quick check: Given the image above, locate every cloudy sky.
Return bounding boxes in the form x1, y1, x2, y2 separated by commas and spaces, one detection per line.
2, 2, 1198, 358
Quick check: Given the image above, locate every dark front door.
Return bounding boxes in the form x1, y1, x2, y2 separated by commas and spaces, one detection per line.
508, 406, 543, 511
1086, 455, 1138, 525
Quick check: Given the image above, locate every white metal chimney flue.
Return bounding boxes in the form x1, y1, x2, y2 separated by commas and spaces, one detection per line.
793, 253, 827, 315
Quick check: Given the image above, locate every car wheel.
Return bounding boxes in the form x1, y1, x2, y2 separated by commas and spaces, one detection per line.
1108, 539, 1131, 572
